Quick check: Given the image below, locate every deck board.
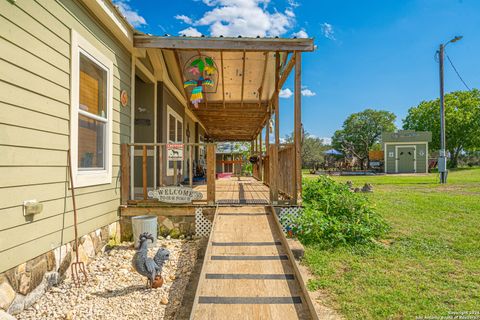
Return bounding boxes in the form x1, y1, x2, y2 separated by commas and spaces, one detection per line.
193, 177, 270, 205
191, 206, 311, 320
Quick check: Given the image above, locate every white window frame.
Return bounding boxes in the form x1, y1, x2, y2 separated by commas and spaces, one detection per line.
70, 30, 113, 187
166, 105, 183, 176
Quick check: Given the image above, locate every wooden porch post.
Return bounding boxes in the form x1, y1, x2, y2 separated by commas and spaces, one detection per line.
121, 144, 130, 204
142, 145, 148, 200
207, 144, 216, 205
259, 132, 263, 180
274, 52, 280, 147
269, 144, 278, 203
271, 52, 281, 203
294, 52, 302, 204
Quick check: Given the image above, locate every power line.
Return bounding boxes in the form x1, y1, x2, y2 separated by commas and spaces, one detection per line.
445, 52, 471, 91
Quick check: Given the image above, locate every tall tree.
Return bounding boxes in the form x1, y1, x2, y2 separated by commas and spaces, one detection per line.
332, 109, 396, 169
403, 89, 480, 167
285, 132, 327, 169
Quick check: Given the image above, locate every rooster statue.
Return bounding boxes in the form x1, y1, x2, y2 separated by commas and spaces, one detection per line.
132, 232, 170, 288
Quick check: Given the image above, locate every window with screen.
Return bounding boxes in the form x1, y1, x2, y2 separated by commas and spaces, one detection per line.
78, 53, 108, 170
70, 30, 113, 187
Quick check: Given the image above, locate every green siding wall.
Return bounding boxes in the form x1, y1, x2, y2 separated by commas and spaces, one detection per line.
385, 143, 428, 174
0, 0, 131, 272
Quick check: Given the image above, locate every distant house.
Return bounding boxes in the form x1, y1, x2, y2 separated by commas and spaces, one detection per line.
382, 131, 432, 173
216, 143, 246, 177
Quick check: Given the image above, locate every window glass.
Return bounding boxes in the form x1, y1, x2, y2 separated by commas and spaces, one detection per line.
169, 115, 176, 142
79, 53, 107, 118
177, 120, 183, 142
78, 53, 107, 169
78, 114, 105, 169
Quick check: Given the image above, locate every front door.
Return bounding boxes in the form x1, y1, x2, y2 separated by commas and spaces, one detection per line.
397, 147, 415, 173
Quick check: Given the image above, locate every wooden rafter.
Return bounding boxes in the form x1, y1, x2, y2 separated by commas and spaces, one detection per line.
240, 50, 246, 109
220, 51, 226, 109
135, 35, 315, 52
174, 49, 189, 100
278, 54, 296, 90
257, 52, 269, 108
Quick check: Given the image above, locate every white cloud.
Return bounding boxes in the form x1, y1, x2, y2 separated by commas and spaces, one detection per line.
113, 0, 147, 28
292, 28, 308, 38
279, 88, 293, 98
301, 88, 316, 97
183, 0, 296, 37
287, 0, 300, 8
179, 27, 203, 37
321, 137, 332, 145
175, 15, 193, 24
321, 22, 335, 40
279, 87, 316, 98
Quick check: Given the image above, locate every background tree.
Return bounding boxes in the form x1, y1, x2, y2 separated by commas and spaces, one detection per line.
332, 109, 396, 169
403, 89, 480, 168
285, 132, 328, 169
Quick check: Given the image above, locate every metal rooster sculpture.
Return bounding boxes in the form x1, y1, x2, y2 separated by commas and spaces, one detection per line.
132, 232, 170, 288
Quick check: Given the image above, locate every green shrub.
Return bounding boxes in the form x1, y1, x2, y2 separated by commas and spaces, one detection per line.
284, 176, 389, 247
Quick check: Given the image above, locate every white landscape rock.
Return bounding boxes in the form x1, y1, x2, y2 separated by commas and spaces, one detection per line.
0, 310, 17, 320
16, 239, 199, 320
0, 280, 15, 311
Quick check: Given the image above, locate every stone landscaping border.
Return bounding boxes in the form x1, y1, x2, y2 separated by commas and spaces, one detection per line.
0, 222, 121, 316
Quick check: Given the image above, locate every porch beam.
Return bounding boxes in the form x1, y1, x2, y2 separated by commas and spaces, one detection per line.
240, 50, 246, 109
135, 36, 315, 52
294, 51, 302, 205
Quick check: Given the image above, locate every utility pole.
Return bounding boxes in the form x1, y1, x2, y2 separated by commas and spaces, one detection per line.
437, 35, 462, 184
438, 43, 447, 184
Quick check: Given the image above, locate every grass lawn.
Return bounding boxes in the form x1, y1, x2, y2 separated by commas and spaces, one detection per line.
303, 168, 480, 319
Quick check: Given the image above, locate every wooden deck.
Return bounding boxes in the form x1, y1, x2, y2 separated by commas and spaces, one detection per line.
194, 177, 270, 205
190, 206, 311, 319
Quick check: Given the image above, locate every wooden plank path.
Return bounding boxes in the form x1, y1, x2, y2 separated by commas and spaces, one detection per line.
193, 177, 270, 205
190, 206, 312, 320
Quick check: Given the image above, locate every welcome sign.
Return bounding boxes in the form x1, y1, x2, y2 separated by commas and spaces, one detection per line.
148, 186, 203, 204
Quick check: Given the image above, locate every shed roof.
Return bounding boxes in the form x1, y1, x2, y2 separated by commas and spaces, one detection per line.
382, 130, 432, 143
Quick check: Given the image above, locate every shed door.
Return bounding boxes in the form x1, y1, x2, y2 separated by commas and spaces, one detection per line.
397, 147, 415, 173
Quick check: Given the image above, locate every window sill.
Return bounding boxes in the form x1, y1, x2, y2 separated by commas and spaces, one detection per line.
74, 170, 111, 188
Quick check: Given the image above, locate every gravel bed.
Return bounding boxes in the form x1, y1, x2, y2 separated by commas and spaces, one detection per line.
17, 239, 200, 320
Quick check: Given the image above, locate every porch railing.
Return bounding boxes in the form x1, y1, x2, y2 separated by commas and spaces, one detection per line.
278, 144, 295, 199
120, 143, 216, 205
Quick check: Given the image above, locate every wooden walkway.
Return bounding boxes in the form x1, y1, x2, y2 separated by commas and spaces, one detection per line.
194, 177, 270, 205
190, 206, 311, 319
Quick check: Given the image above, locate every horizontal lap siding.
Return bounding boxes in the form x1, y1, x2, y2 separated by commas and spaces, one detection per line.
0, 0, 131, 272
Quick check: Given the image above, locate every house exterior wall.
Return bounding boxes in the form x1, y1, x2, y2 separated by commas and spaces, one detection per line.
0, 0, 131, 275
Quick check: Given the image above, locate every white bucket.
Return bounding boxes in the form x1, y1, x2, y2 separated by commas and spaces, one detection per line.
132, 215, 158, 249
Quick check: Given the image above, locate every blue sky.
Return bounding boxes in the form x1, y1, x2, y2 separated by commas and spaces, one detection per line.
115, 0, 480, 142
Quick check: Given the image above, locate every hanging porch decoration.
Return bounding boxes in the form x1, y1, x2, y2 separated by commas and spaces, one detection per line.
183, 56, 217, 108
